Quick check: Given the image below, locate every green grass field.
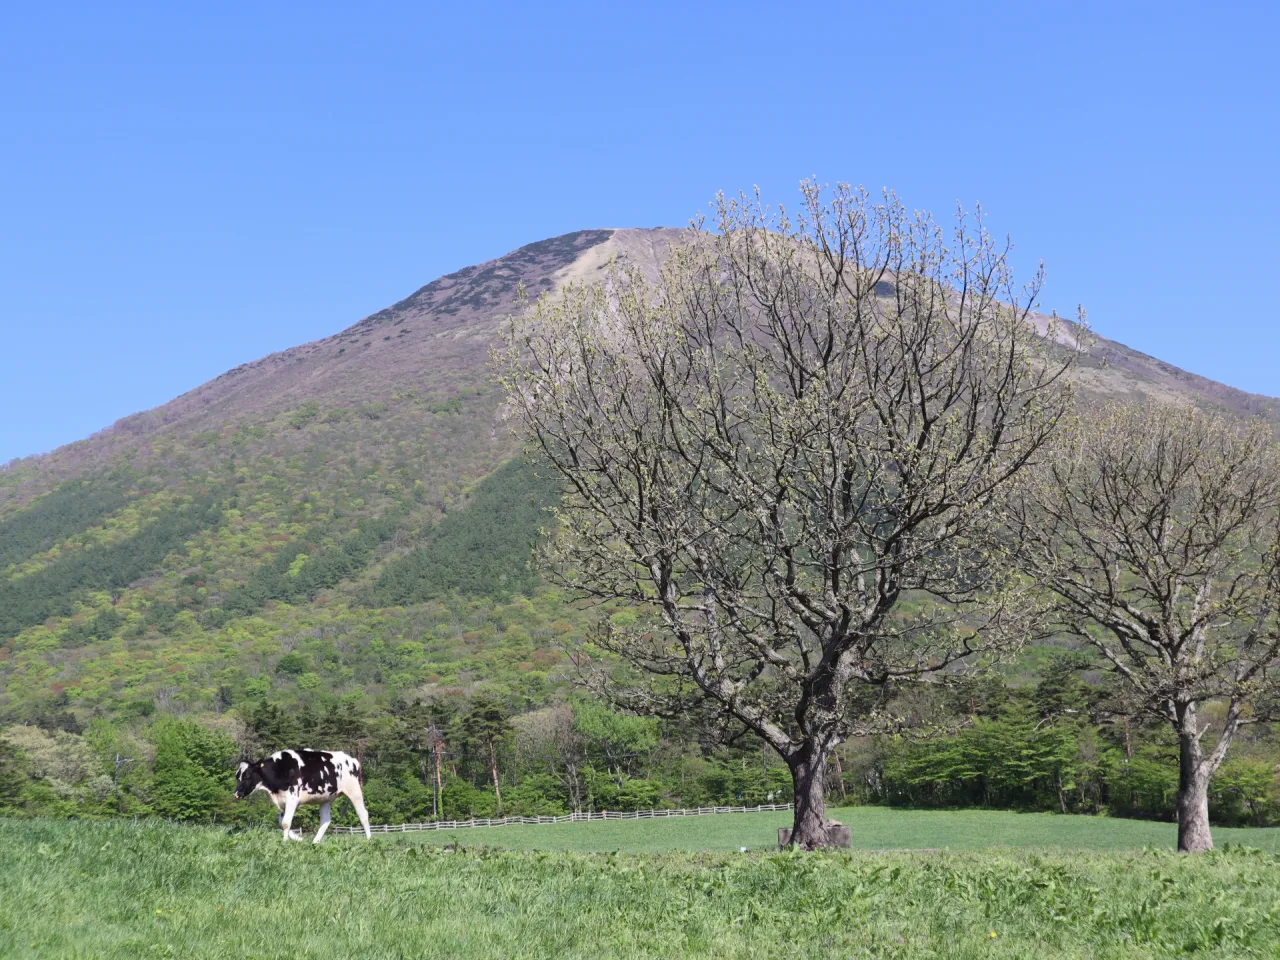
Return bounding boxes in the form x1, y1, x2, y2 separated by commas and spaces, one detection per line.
4, 815, 1280, 959
375, 805, 1280, 854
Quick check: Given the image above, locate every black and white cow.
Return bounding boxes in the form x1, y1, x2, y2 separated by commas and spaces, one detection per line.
234, 749, 372, 842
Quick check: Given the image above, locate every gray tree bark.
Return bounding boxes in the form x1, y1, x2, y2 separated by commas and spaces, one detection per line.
1177, 712, 1215, 854
786, 740, 839, 849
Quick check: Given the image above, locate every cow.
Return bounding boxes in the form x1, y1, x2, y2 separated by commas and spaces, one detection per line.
234, 749, 372, 842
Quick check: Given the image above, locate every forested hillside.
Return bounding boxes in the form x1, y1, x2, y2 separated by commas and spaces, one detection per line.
0, 229, 658, 724
3, 226, 1279, 831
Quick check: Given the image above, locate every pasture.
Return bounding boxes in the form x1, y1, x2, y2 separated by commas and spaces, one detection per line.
371, 805, 1280, 854
4, 815, 1280, 959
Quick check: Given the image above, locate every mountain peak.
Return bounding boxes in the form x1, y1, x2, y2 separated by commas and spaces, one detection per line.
350, 229, 620, 332
4, 226, 1275, 515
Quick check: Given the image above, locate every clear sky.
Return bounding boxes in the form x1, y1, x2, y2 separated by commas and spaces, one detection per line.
1, 1, 1276, 462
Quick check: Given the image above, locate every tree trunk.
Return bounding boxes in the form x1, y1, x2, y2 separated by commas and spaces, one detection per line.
566, 762, 581, 812
1176, 733, 1213, 853
833, 749, 848, 803
488, 736, 503, 813
433, 740, 444, 818
786, 744, 838, 849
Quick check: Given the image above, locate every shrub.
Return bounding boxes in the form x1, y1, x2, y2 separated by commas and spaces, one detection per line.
1211, 758, 1280, 827
503, 774, 568, 816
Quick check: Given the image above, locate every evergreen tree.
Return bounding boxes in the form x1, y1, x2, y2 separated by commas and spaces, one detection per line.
1034, 652, 1093, 720
461, 695, 510, 814
244, 700, 301, 754
149, 720, 235, 822
0, 737, 28, 811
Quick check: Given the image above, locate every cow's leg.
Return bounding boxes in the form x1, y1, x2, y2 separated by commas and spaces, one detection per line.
342, 781, 372, 840
312, 800, 333, 844
280, 791, 301, 841
274, 797, 292, 837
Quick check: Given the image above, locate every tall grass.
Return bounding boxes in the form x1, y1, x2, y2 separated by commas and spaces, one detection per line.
3, 818, 1279, 958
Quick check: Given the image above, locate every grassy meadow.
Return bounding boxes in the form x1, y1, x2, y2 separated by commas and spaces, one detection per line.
375, 805, 1280, 855
5, 815, 1280, 959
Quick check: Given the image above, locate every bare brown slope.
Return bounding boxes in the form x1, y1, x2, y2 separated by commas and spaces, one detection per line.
99, 229, 618, 451
2, 225, 1273, 510
1075, 334, 1279, 420
0, 228, 685, 513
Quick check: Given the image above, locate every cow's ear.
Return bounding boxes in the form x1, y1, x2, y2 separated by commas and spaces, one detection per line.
237, 761, 249, 776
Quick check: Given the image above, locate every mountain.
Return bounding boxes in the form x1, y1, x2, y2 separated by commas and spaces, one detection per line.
0, 227, 1275, 725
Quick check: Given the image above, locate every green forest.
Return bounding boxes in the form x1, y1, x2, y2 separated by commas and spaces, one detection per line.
3, 455, 1279, 832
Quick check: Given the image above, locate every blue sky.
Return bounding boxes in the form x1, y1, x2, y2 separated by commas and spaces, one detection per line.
1, 1, 1276, 461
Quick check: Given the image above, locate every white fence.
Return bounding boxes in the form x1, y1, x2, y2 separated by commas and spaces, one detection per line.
331, 802, 794, 835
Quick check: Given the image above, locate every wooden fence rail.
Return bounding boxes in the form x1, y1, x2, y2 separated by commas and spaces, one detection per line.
331, 803, 794, 835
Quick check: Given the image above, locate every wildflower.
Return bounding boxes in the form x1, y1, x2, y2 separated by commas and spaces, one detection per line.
989, 931, 998, 939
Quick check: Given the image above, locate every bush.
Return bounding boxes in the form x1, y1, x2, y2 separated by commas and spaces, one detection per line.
439, 775, 497, 820
676, 763, 793, 808
584, 769, 664, 812
0, 738, 28, 811
503, 774, 568, 816
1104, 746, 1178, 821
363, 773, 435, 825
882, 705, 1096, 812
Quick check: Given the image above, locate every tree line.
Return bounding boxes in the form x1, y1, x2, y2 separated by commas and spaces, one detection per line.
4, 663, 1278, 832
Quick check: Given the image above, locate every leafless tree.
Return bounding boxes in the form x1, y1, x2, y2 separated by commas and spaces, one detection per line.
1012, 402, 1280, 852
512, 703, 585, 810
498, 181, 1079, 847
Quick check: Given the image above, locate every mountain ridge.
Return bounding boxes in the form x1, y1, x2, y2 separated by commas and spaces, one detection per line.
0, 228, 689, 513
4, 225, 1274, 509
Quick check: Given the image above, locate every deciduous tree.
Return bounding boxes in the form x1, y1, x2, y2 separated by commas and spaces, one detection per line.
1013, 402, 1280, 852
499, 181, 1078, 847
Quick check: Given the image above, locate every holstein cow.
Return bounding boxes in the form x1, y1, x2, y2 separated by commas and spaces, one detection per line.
234, 749, 372, 842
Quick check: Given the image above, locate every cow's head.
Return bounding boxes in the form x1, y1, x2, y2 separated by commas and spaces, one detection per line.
234, 760, 264, 800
